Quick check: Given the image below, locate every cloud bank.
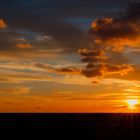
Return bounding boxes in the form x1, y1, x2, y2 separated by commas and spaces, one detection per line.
79, 3, 140, 79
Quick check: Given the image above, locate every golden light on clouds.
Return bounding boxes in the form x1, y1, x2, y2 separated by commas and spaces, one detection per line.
0, 2, 140, 113
16, 43, 33, 49
0, 19, 7, 29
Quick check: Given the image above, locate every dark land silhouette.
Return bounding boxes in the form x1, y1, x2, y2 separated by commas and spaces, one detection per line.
0, 113, 140, 139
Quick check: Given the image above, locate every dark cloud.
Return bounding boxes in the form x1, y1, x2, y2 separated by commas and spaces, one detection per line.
0, 0, 133, 54
90, 2, 140, 51
0, 1, 139, 80
81, 63, 133, 78
79, 49, 107, 63
0, 1, 90, 53
79, 3, 140, 79
56, 67, 81, 75
33, 61, 133, 78
79, 48, 133, 78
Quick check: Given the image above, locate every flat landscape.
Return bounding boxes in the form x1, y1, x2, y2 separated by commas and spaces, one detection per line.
0, 113, 140, 139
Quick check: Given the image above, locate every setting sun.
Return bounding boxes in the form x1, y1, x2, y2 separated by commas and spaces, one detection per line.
0, 0, 140, 114
126, 99, 139, 110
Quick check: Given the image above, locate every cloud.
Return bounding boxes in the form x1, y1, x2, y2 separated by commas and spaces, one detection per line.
0, 2, 139, 85
0, 0, 138, 59
0, 62, 81, 75
55, 67, 80, 75
0, 19, 7, 29
0, 62, 81, 85
79, 48, 134, 79
0, 86, 30, 94
0, 61, 136, 85
33, 62, 77, 75
0, 0, 130, 61
90, 3, 140, 51
0, 61, 139, 87
105, 64, 133, 75
79, 3, 140, 80
16, 43, 33, 49
36, 35, 52, 41
90, 17, 140, 52
0, 1, 91, 54
0, 68, 51, 83
79, 49, 107, 63
81, 64, 133, 78
0, 30, 59, 60
33, 62, 81, 75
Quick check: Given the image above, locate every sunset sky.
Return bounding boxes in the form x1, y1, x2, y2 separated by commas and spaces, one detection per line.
0, 0, 140, 112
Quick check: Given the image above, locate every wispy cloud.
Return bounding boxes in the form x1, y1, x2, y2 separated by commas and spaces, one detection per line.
0, 86, 30, 95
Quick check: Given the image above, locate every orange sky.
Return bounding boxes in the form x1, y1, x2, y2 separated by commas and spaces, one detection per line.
0, 1, 140, 112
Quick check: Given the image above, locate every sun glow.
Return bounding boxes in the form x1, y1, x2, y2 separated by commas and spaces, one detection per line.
126, 99, 139, 110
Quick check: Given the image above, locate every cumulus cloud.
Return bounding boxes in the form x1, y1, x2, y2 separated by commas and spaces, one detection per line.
79, 3, 140, 79
0, 19, 7, 29
90, 17, 140, 52
79, 47, 134, 79
89, 3, 140, 51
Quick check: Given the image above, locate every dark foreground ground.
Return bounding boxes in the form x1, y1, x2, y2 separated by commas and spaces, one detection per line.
0, 113, 140, 139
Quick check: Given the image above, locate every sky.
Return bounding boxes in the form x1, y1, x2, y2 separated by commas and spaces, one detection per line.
0, 0, 140, 112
